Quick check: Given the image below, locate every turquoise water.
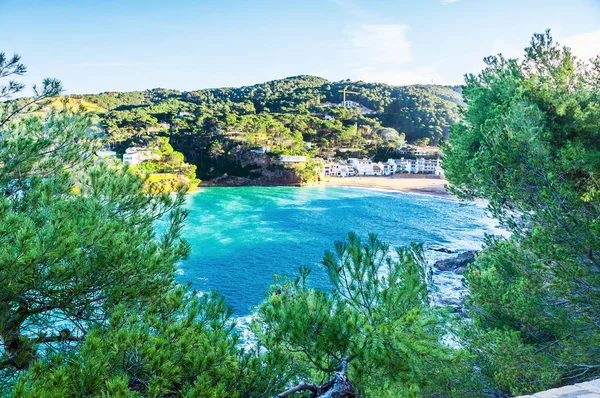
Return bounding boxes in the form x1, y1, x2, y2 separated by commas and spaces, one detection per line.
178, 186, 499, 316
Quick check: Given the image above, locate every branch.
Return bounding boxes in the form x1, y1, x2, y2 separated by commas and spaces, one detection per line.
35, 329, 85, 344
277, 383, 319, 398
39, 334, 85, 344
0, 96, 46, 128
276, 361, 355, 398
0, 78, 62, 128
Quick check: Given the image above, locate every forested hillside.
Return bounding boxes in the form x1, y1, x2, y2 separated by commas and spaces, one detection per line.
71, 77, 461, 181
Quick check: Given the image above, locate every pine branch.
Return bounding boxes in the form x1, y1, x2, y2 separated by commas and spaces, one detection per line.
277, 382, 318, 397
276, 361, 355, 398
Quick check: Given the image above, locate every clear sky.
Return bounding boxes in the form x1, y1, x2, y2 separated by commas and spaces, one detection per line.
1, 0, 599, 95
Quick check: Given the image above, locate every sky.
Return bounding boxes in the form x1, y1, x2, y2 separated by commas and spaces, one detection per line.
1, 0, 599, 95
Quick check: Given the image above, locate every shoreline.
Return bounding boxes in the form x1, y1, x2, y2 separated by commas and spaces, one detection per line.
199, 176, 451, 197
308, 176, 450, 197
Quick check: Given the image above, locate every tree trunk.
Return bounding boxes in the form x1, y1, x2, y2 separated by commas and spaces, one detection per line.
277, 361, 356, 398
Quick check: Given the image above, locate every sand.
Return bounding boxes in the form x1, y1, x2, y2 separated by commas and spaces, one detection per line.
313, 176, 450, 196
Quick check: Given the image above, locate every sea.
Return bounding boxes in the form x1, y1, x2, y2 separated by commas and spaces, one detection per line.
175, 186, 503, 329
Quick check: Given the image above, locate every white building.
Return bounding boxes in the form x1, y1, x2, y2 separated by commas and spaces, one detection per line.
123, 147, 160, 166
123, 153, 143, 166
341, 100, 360, 108
323, 115, 334, 121
146, 125, 161, 133
397, 145, 441, 157
383, 162, 397, 175
280, 155, 307, 164
348, 158, 388, 176
324, 163, 355, 177
97, 150, 116, 159
96, 150, 116, 164
388, 158, 442, 175
177, 111, 192, 118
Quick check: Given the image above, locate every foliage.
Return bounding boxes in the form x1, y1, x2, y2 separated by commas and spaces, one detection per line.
10, 30, 600, 396
0, 52, 62, 128
0, 53, 240, 396
12, 289, 277, 397
252, 233, 458, 397
75, 76, 460, 181
135, 137, 201, 189
443, 30, 600, 395
0, 109, 190, 382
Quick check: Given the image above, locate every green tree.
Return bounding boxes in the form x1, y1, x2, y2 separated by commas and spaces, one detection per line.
0, 69, 184, 375
0, 52, 62, 127
0, 54, 246, 396
12, 289, 276, 397
252, 233, 457, 397
443, 30, 600, 395
209, 140, 225, 160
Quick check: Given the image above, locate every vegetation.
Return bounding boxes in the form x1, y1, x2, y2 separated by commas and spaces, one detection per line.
252, 234, 460, 397
443, 30, 600, 396
134, 137, 201, 191
71, 76, 459, 183
2, 29, 599, 397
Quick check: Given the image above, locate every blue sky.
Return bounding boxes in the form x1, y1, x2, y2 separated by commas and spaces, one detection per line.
1, 0, 599, 95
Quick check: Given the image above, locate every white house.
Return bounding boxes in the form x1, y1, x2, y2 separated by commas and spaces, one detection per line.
323, 115, 334, 121
341, 100, 360, 108
123, 152, 143, 166
123, 147, 160, 166
324, 163, 355, 177
280, 155, 307, 164
348, 158, 386, 176
145, 125, 161, 133
398, 145, 441, 157
383, 161, 397, 175
97, 150, 116, 159
388, 157, 442, 175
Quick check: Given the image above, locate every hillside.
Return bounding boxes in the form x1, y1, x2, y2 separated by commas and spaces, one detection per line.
71, 76, 462, 182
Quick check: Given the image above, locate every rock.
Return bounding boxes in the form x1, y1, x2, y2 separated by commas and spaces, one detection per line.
434, 250, 478, 274
438, 297, 462, 307
429, 247, 455, 254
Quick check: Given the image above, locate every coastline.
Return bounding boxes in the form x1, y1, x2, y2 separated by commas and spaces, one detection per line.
309, 176, 450, 196
200, 176, 451, 197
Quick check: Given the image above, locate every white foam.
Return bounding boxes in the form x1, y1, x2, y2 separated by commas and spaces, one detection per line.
235, 314, 258, 351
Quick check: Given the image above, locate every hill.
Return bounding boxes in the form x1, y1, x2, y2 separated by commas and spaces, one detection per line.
70, 76, 462, 182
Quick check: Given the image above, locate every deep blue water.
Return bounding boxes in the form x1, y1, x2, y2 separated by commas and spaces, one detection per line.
177, 186, 499, 316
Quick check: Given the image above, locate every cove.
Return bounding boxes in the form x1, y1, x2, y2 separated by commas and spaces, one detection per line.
177, 186, 500, 316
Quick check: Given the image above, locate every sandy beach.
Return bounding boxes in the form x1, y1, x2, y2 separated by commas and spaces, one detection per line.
314, 176, 450, 196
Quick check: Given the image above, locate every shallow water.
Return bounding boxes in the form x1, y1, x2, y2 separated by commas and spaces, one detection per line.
176, 186, 501, 316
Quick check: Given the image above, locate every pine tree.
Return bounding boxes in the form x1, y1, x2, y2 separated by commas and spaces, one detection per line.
253, 233, 457, 397
0, 52, 189, 382
443, 31, 600, 395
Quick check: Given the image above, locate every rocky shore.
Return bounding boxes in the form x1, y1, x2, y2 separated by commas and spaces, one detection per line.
433, 250, 478, 275
431, 250, 479, 314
